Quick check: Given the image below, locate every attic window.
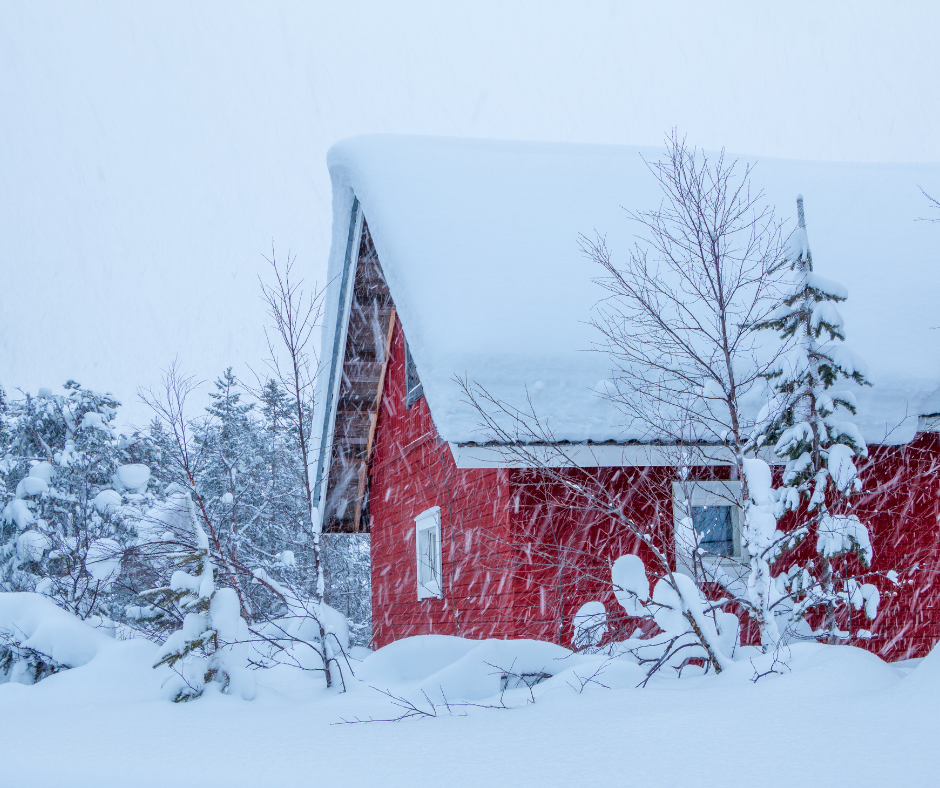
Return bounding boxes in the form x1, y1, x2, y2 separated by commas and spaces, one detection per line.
405, 339, 424, 409
415, 506, 442, 600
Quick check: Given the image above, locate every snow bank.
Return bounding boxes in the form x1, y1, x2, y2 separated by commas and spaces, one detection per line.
721, 641, 901, 691
355, 635, 478, 684
899, 638, 940, 696
323, 136, 940, 448
0, 632, 930, 788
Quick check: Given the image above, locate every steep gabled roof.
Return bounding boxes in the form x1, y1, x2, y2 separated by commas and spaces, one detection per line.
320, 135, 940, 450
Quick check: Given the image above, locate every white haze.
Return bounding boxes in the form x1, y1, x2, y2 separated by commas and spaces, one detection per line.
2, 0, 939, 427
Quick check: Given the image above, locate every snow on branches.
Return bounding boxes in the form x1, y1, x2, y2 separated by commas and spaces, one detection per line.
147, 491, 256, 702
753, 195, 879, 643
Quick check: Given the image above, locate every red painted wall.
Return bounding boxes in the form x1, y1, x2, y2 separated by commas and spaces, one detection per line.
510, 468, 673, 646
368, 318, 940, 659
368, 317, 516, 647
855, 434, 940, 660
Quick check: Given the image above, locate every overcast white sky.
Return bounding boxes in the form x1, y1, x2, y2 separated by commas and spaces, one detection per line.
2, 0, 939, 427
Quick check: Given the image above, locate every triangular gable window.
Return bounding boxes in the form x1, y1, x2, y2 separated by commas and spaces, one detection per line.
405, 339, 424, 409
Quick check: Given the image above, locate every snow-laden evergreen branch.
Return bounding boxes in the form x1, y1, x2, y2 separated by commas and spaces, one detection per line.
752, 195, 880, 643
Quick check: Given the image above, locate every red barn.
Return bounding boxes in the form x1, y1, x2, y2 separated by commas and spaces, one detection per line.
314, 136, 940, 661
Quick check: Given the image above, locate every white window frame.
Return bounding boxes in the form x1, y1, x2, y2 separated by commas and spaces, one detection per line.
415, 506, 443, 600
672, 481, 747, 583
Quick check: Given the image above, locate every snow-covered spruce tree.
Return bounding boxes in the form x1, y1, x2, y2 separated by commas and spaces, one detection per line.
0, 383, 149, 624
138, 364, 353, 687
147, 490, 255, 702
0, 384, 11, 512
139, 366, 268, 626
0, 384, 10, 465
254, 379, 315, 601
752, 195, 879, 643
258, 377, 303, 542
195, 368, 270, 618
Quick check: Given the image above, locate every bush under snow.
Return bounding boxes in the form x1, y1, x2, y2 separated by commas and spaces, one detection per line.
0, 592, 111, 684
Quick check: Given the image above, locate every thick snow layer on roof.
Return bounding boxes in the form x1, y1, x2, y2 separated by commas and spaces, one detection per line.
324, 135, 940, 446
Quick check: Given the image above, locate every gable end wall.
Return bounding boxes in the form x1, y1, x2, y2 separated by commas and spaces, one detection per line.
368, 316, 517, 647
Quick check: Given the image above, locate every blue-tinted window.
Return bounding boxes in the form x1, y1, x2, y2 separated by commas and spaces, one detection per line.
692, 506, 734, 557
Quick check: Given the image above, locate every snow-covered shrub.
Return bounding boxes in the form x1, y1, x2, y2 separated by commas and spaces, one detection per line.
605, 554, 738, 678
0, 591, 110, 685
138, 366, 359, 690
142, 370, 347, 632
145, 492, 255, 702
572, 601, 607, 650
251, 571, 351, 682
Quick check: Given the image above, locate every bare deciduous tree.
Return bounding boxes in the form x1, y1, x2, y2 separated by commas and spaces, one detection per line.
257, 247, 336, 685
139, 363, 256, 618
581, 130, 790, 646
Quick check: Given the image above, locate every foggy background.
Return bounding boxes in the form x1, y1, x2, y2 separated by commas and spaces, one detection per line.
2, 0, 938, 426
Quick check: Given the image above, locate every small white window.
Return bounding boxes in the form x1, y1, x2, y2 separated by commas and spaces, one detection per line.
673, 481, 745, 581
415, 506, 442, 600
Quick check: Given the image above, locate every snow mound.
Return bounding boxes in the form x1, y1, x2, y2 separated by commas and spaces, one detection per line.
900, 639, 940, 697
0, 593, 111, 672
720, 641, 900, 691
354, 635, 477, 684
114, 464, 150, 493
358, 636, 578, 703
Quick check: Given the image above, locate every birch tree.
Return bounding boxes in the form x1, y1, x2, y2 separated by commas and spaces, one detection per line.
258, 248, 336, 685
580, 131, 790, 648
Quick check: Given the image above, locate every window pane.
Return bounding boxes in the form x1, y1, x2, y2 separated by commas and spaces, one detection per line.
417, 527, 440, 589
428, 530, 439, 584
691, 506, 734, 557
405, 340, 424, 409
418, 529, 429, 585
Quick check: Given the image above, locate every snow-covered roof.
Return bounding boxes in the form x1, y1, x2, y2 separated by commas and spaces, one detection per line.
322, 135, 940, 447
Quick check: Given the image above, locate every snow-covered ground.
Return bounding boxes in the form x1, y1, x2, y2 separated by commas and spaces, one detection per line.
1, 597, 935, 787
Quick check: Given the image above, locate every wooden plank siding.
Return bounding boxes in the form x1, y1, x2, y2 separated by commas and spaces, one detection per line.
367, 315, 940, 658
368, 315, 517, 647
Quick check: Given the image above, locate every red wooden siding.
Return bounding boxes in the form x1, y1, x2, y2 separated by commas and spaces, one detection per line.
855, 434, 940, 660
368, 316, 516, 647
504, 466, 679, 645
367, 319, 940, 659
